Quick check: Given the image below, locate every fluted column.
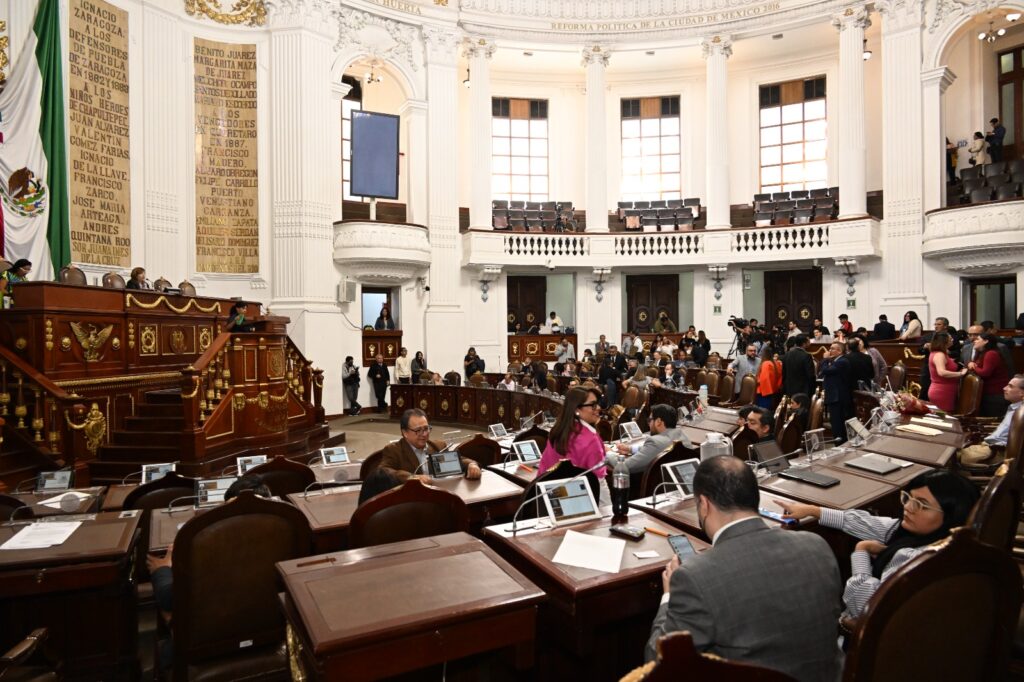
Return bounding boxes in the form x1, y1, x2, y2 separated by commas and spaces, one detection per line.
583, 45, 610, 233
877, 0, 928, 318
702, 36, 732, 230
399, 99, 428, 226
465, 37, 495, 229
422, 25, 466, 374
330, 82, 351, 223
833, 6, 870, 218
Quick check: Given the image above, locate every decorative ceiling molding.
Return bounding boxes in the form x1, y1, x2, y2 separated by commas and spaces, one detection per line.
185, 0, 267, 26
336, 7, 422, 71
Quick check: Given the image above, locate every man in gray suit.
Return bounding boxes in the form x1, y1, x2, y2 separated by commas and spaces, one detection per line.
646, 456, 842, 682
607, 404, 692, 475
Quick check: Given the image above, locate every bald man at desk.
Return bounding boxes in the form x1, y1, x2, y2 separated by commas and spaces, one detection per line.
379, 409, 481, 482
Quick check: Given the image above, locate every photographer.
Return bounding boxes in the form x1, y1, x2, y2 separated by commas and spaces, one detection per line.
342, 356, 361, 416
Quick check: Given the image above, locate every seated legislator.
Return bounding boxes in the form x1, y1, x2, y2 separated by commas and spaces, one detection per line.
226, 301, 255, 332
537, 386, 607, 481
125, 266, 150, 290
607, 403, 692, 475
745, 406, 775, 443
647, 456, 842, 681
145, 474, 274, 670
0, 258, 31, 300
779, 469, 978, 619
379, 409, 481, 482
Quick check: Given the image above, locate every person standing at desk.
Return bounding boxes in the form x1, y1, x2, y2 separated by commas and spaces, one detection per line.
819, 341, 853, 444
374, 305, 396, 330
537, 386, 607, 481
782, 334, 816, 399
379, 408, 481, 482
395, 347, 413, 384
647, 456, 842, 681
367, 353, 390, 412
226, 301, 255, 333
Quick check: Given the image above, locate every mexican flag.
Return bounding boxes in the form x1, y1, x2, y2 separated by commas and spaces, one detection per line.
0, 0, 71, 280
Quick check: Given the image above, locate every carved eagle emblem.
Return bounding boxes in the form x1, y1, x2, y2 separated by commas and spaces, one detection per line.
70, 322, 114, 362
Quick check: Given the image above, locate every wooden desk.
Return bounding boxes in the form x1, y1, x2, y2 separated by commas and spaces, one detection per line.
278, 532, 545, 681
0, 511, 141, 680
428, 470, 524, 526
508, 334, 579, 363
9, 487, 104, 517
487, 462, 538, 488
820, 450, 932, 488
148, 506, 203, 552
858, 434, 956, 468
101, 483, 136, 511
758, 466, 898, 510
888, 424, 965, 448
286, 487, 362, 554
630, 491, 814, 538
483, 510, 707, 679
310, 461, 363, 484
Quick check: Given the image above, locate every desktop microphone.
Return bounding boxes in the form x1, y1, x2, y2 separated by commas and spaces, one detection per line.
8, 505, 34, 522
164, 495, 200, 513
518, 411, 544, 432
220, 464, 239, 476
121, 470, 144, 485
648, 480, 684, 508
14, 476, 37, 492
333, 468, 350, 483
301, 480, 324, 498
509, 459, 607, 536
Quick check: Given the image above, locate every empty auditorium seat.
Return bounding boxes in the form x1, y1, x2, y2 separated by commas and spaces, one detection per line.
634, 200, 651, 210
773, 210, 794, 225
617, 201, 633, 220
492, 199, 509, 210
650, 199, 667, 209
642, 216, 659, 232
970, 187, 994, 203
666, 199, 683, 210
995, 182, 1021, 200
809, 187, 831, 198
790, 189, 809, 199
793, 208, 813, 224
775, 199, 796, 211
959, 166, 981, 182
683, 198, 701, 217
1008, 159, 1024, 176
492, 210, 509, 229
754, 193, 772, 202
796, 199, 814, 209
961, 178, 985, 196
986, 173, 1010, 188
754, 211, 773, 227
509, 200, 525, 209
677, 214, 694, 230
983, 162, 1007, 176
772, 191, 790, 201
509, 218, 526, 231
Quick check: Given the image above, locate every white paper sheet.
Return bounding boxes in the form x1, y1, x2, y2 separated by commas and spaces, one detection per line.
896, 424, 943, 437
38, 490, 93, 509
0, 521, 81, 550
551, 529, 626, 574
911, 417, 954, 430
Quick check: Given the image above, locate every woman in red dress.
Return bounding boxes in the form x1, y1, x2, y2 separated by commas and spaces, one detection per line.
926, 332, 967, 413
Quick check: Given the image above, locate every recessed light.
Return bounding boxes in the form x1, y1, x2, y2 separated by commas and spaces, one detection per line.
772, 33, 783, 40
523, 51, 533, 57
645, 51, 655, 56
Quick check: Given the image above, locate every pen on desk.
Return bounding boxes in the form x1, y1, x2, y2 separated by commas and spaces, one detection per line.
296, 556, 336, 568
644, 526, 670, 538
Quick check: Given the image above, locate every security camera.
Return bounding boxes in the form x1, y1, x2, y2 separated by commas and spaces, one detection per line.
545, 259, 555, 271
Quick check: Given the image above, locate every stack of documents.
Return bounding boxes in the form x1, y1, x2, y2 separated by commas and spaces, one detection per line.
0, 521, 81, 550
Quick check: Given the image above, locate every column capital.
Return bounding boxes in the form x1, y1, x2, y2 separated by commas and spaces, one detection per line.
332, 81, 353, 98
398, 98, 429, 116
463, 36, 496, 60
921, 65, 956, 94
581, 44, 611, 68
875, 0, 922, 32
832, 5, 871, 31
701, 35, 733, 60
422, 24, 462, 65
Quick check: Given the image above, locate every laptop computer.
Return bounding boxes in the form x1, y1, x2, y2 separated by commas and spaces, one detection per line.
512, 440, 542, 464
749, 439, 785, 463
843, 453, 902, 475
428, 450, 464, 478
141, 462, 176, 484
36, 470, 73, 492
662, 458, 700, 498
236, 454, 267, 475
619, 421, 644, 441
538, 477, 602, 527
196, 476, 238, 506
319, 447, 350, 467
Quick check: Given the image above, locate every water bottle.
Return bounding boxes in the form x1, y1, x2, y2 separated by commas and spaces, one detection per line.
698, 384, 709, 408
700, 432, 733, 462
611, 455, 630, 516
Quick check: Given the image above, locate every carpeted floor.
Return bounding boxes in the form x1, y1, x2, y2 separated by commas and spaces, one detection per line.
327, 413, 485, 459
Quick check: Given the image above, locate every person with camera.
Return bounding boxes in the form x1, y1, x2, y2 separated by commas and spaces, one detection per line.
342, 356, 361, 416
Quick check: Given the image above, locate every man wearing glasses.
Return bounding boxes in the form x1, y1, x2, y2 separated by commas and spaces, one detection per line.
379, 408, 482, 482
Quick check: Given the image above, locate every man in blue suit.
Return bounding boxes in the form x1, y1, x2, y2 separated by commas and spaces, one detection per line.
819, 341, 853, 444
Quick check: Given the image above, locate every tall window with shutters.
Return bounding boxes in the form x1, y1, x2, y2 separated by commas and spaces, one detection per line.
491, 98, 549, 202
620, 96, 682, 201
759, 77, 827, 193
342, 75, 364, 201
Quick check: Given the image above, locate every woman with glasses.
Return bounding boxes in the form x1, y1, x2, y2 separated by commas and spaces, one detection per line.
536, 386, 607, 487
779, 470, 978, 618
967, 333, 1010, 417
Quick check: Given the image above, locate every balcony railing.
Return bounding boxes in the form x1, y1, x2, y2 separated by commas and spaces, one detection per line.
923, 199, 1024, 273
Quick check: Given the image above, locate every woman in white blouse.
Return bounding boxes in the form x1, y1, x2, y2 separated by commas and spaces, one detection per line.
778, 470, 978, 618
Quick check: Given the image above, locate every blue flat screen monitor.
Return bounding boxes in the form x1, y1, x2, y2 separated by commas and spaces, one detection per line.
351, 110, 400, 200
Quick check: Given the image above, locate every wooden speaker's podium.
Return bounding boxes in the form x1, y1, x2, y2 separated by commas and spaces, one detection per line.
0, 282, 328, 490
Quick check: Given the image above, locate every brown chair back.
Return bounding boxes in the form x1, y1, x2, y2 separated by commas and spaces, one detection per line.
515, 425, 548, 452
419, 370, 434, 383
732, 374, 757, 406
968, 456, 1022, 552
843, 527, 1022, 682
178, 281, 197, 296
58, 265, 87, 286
776, 414, 804, 454
694, 369, 708, 389
640, 441, 699, 497
101, 272, 125, 289
637, 630, 798, 681
704, 371, 720, 396
245, 456, 316, 497
348, 479, 469, 549
773, 396, 789, 436
359, 449, 385, 480
622, 385, 642, 410
732, 427, 758, 461
171, 493, 313, 678
887, 361, 906, 391
468, 373, 486, 386
953, 372, 982, 419
123, 472, 197, 511
153, 277, 171, 292
808, 397, 824, 431
0, 493, 30, 522
595, 418, 613, 443
444, 371, 461, 386
714, 373, 734, 404
457, 434, 499, 468
1005, 403, 1024, 461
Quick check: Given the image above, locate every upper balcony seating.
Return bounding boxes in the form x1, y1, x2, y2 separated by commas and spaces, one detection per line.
618, 197, 704, 232
492, 200, 579, 232
947, 161, 1024, 207
749, 187, 838, 226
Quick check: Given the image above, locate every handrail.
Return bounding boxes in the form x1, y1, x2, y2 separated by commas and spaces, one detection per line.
179, 331, 233, 433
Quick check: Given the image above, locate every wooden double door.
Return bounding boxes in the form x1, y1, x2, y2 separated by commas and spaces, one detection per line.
626, 275, 679, 333
764, 269, 822, 332
507, 276, 546, 331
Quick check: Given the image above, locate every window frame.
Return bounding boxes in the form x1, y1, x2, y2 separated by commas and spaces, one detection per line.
619, 95, 683, 202
491, 97, 550, 203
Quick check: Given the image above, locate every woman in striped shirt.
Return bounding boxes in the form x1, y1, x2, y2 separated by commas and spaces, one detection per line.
778, 470, 978, 618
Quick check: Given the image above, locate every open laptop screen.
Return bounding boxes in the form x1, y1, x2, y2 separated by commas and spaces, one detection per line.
512, 440, 542, 464
236, 455, 267, 475
142, 463, 176, 484
539, 477, 601, 526
428, 450, 464, 478
488, 423, 508, 438
37, 470, 73, 492
196, 476, 238, 506
662, 458, 700, 498
320, 447, 350, 466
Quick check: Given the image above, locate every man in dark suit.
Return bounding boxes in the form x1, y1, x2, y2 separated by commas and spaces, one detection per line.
872, 314, 897, 341
379, 409, 481, 482
781, 335, 816, 399
647, 456, 842, 681
367, 353, 390, 412
745, 406, 775, 443
819, 341, 853, 444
